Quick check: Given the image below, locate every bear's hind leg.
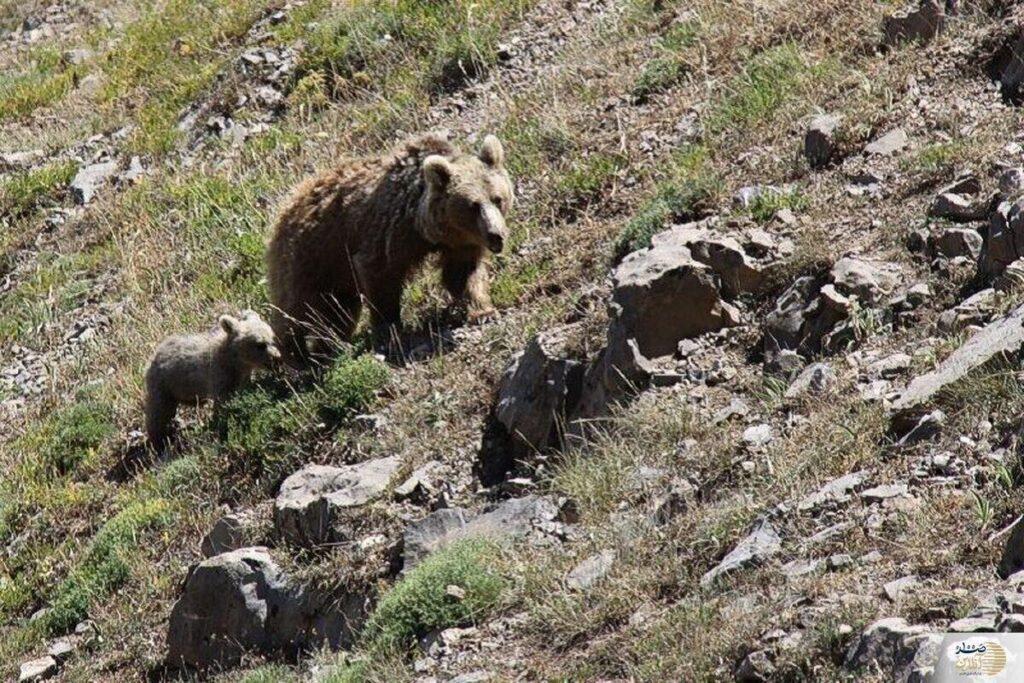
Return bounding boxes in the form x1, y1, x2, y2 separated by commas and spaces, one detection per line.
145, 386, 177, 452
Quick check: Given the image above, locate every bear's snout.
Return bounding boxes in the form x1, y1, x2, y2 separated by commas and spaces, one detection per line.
481, 203, 507, 253
487, 232, 505, 253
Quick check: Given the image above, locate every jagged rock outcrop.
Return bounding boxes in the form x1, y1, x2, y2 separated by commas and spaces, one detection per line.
981, 197, 1024, 276
274, 456, 402, 546
166, 547, 365, 669
477, 325, 586, 486
764, 257, 901, 366
611, 231, 740, 359
845, 618, 940, 680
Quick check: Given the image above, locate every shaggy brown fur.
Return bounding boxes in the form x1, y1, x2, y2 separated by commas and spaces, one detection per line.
266, 132, 514, 361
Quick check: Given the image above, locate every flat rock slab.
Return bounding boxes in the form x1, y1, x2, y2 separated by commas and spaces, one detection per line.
701, 521, 781, 586
891, 303, 1024, 428
402, 495, 558, 571
797, 471, 867, 512
275, 456, 401, 546
18, 657, 57, 683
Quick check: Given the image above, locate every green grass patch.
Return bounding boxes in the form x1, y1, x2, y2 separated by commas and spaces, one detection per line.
99, 0, 266, 155
556, 153, 626, 207
613, 145, 720, 261
362, 539, 507, 651
0, 47, 81, 121
632, 19, 699, 102
298, 0, 532, 102
0, 242, 110, 344
41, 498, 171, 634
745, 187, 808, 223
35, 397, 115, 476
498, 115, 575, 181
123, 171, 272, 306
706, 43, 819, 133
213, 353, 389, 477
903, 141, 967, 177
0, 160, 77, 217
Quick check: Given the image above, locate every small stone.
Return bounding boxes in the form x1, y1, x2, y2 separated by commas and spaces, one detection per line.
866, 353, 912, 379
883, 574, 920, 602
712, 397, 749, 424
735, 649, 776, 682
864, 129, 909, 156
46, 638, 74, 662
566, 550, 615, 591
781, 558, 822, 580
18, 657, 57, 683
743, 424, 774, 449
785, 362, 835, 399
701, 521, 781, 586
827, 553, 854, 570
70, 160, 118, 205
949, 615, 996, 632
1000, 167, 1024, 196
445, 585, 466, 600
861, 483, 909, 504
804, 114, 841, 169
929, 195, 989, 224
797, 472, 866, 513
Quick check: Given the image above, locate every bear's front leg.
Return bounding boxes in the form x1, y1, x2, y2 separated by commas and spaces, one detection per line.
365, 283, 404, 359
441, 248, 495, 323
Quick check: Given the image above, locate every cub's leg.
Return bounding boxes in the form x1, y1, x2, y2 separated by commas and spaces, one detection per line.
145, 384, 178, 451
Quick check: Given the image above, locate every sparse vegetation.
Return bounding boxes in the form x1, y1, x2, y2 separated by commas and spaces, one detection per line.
2, 0, 1021, 679
362, 539, 507, 651
613, 145, 720, 260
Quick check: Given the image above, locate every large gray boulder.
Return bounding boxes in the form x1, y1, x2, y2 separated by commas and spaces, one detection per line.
166, 547, 363, 669
611, 236, 739, 359
274, 456, 401, 546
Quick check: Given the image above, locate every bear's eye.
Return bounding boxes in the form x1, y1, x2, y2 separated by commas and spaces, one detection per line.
492, 196, 504, 211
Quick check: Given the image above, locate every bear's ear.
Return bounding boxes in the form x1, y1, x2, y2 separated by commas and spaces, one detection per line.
479, 135, 504, 169
219, 315, 240, 336
423, 155, 452, 190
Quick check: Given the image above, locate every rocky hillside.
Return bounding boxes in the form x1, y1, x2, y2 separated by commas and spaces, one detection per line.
5, 0, 1024, 680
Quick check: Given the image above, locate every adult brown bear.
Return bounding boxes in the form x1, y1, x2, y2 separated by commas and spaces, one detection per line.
266, 133, 513, 361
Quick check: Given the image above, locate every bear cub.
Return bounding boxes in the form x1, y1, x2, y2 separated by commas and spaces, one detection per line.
144, 311, 281, 448
266, 132, 514, 362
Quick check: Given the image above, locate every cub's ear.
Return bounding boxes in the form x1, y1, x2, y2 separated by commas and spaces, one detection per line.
423, 155, 453, 190
479, 134, 504, 168
219, 315, 240, 336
